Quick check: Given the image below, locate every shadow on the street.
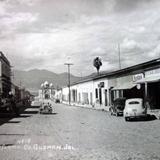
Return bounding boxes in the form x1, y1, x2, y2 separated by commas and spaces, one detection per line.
27, 105, 40, 109
0, 133, 25, 136
128, 114, 157, 122
22, 110, 39, 114
20, 104, 41, 114
52, 112, 58, 115
0, 113, 16, 118
40, 112, 58, 115
0, 106, 32, 126
0, 114, 30, 126
18, 115, 31, 118
6, 121, 21, 124
0, 118, 11, 126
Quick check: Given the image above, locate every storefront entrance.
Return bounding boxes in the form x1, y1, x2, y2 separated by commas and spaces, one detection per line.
148, 82, 160, 109
123, 85, 145, 100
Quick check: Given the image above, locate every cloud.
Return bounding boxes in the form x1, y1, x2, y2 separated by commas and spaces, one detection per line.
0, 0, 160, 76
113, 0, 159, 13
0, 12, 38, 38
2, 0, 41, 7
0, 1, 7, 16
1, 12, 38, 25
114, 0, 140, 12
148, 44, 160, 58
121, 38, 138, 50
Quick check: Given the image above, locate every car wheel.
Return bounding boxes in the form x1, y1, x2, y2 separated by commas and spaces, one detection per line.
116, 112, 119, 117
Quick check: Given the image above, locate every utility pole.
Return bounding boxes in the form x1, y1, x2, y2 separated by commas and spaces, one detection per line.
118, 43, 121, 70
19, 80, 22, 89
64, 62, 73, 105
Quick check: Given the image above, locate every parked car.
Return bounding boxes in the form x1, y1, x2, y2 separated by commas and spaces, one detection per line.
55, 99, 60, 103
123, 98, 147, 121
31, 100, 41, 107
110, 98, 126, 116
0, 98, 20, 116
39, 102, 53, 114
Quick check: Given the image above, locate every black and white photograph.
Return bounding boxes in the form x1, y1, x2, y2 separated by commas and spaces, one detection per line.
0, 0, 160, 159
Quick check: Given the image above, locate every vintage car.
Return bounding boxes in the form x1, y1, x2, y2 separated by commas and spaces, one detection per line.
0, 98, 20, 116
110, 98, 126, 116
123, 98, 147, 121
31, 98, 42, 107
39, 102, 53, 114
55, 98, 60, 103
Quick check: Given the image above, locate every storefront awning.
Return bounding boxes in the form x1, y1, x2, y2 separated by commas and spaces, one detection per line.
112, 83, 136, 90
135, 76, 160, 84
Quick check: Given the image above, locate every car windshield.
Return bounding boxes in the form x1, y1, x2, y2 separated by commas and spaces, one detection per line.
128, 101, 140, 105
126, 100, 143, 109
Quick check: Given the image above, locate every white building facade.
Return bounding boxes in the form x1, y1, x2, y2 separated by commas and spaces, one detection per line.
59, 58, 160, 110
61, 78, 112, 110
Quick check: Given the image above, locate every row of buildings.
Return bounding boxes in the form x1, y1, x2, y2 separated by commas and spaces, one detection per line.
56, 58, 160, 110
0, 51, 30, 102
0, 52, 11, 98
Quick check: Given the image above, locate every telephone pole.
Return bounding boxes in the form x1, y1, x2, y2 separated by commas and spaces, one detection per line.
118, 43, 121, 70
64, 62, 73, 105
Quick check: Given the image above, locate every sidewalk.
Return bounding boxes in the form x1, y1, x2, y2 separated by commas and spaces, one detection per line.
61, 101, 110, 112
147, 109, 160, 119
60, 101, 160, 119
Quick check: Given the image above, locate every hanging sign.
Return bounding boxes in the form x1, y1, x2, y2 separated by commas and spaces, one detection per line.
133, 73, 144, 82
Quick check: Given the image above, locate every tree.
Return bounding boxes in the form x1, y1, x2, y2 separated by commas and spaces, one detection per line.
93, 57, 102, 75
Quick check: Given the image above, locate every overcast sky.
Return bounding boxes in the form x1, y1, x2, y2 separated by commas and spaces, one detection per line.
0, 0, 160, 76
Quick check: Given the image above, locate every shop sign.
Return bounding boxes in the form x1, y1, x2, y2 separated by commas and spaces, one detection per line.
133, 73, 144, 82
145, 68, 160, 77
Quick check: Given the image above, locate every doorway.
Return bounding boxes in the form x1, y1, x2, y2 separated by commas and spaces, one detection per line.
105, 90, 108, 106
99, 88, 102, 105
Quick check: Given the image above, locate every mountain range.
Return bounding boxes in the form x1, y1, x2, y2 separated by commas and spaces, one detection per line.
13, 69, 81, 93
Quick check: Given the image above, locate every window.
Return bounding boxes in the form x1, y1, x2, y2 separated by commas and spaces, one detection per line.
129, 101, 140, 105
95, 88, 98, 98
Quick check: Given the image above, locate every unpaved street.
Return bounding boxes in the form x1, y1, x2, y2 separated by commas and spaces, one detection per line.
0, 103, 160, 160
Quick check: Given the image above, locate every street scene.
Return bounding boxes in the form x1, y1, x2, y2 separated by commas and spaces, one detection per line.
0, 102, 160, 160
1, 0, 160, 160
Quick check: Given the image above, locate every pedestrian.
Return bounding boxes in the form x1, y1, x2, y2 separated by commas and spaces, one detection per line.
145, 97, 151, 110
8, 92, 19, 116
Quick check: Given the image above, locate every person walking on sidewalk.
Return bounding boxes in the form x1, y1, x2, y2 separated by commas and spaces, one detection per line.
8, 92, 19, 116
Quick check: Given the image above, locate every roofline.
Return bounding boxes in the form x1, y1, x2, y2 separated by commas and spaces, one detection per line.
70, 58, 160, 86
0, 51, 11, 66
94, 58, 160, 80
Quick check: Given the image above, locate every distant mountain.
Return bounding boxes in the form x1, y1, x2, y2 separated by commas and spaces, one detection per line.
13, 69, 81, 92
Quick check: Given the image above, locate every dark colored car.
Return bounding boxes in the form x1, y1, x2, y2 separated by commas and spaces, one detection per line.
110, 98, 126, 116
55, 99, 60, 103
